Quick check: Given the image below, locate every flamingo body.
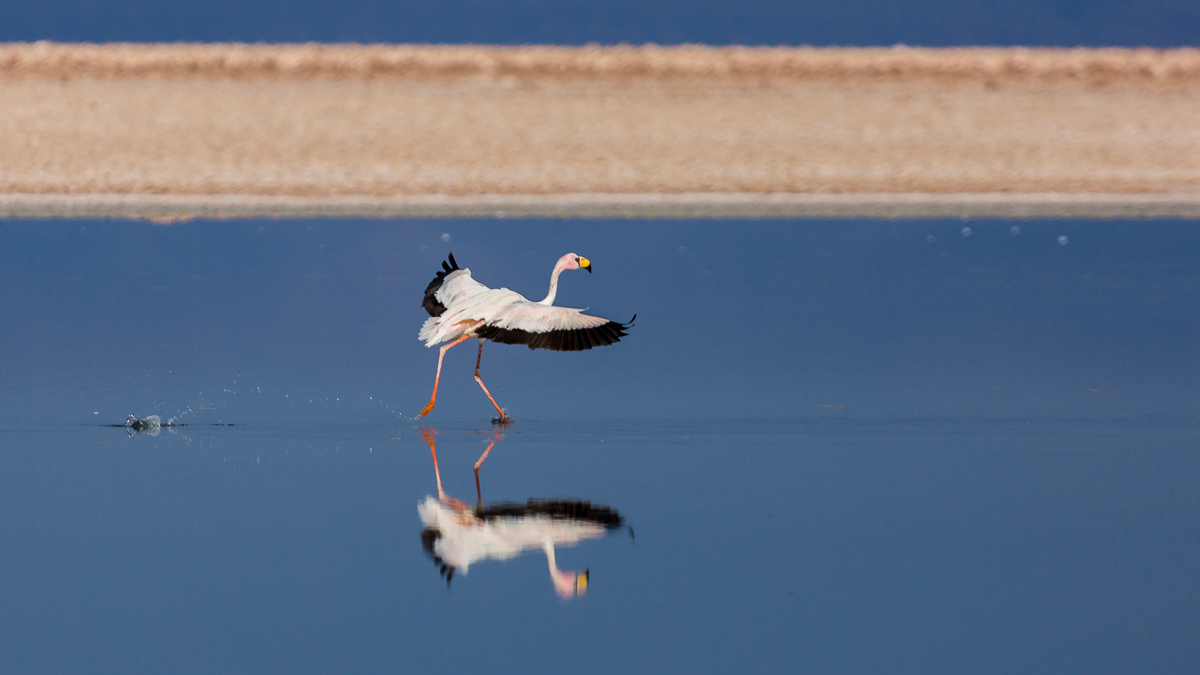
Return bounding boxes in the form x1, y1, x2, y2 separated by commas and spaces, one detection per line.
416, 252, 633, 421
420, 253, 632, 351
420, 497, 622, 596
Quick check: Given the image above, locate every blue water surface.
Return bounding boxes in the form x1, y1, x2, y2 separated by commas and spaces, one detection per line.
3, 0, 1198, 47
0, 219, 1198, 673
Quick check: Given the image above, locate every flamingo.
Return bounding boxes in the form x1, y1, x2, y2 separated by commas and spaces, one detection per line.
419, 430, 625, 597
417, 252, 634, 422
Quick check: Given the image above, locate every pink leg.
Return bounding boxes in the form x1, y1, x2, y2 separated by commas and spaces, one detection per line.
473, 341, 512, 422
421, 430, 447, 501
473, 438, 497, 506
424, 429, 469, 512
419, 334, 472, 418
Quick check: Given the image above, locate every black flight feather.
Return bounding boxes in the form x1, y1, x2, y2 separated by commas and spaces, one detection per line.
476, 499, 625, 529
475, 314, 635, 352
421, 252, 461, 317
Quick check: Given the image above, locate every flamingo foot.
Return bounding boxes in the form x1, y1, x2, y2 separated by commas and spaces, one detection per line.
492, 413, 513, 426
419, 400, 435, 417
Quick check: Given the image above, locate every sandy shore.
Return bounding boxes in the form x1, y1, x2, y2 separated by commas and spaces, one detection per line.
2, 43, 1199, 219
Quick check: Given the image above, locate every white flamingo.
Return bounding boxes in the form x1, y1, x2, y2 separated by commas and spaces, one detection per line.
418, 252, 634, 422
419, 430, 624, 597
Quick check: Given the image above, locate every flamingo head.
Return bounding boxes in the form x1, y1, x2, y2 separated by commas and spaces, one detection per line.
560, 252, 592, 274
552, 568, 590, 598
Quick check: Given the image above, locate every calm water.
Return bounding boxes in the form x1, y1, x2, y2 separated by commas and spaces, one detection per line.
1, 219, 1198, 673
5, 0, 1197, 47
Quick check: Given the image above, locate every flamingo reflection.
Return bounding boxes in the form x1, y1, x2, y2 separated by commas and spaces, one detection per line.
419, 429, 626, 598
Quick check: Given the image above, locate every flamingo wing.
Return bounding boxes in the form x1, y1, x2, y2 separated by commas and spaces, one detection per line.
422, 253, 490, 317
477, 303, 635, 352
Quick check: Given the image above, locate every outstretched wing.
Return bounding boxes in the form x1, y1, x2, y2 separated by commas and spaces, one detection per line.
422, 253, 489, 317
477, 303, 635, 352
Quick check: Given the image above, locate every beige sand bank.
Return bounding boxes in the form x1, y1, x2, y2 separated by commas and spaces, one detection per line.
2, 43, 1199, 219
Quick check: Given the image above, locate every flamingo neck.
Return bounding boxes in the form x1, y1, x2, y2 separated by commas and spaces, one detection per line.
538, 260, 567, 305
543, 540, 573, 597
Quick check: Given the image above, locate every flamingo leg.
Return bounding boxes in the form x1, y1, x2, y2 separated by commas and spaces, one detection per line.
424, 429, 470, 512
419, 334, 473, 418
473, 439, 497, 507
421, 429, 447, 501
473, 340, 512, 422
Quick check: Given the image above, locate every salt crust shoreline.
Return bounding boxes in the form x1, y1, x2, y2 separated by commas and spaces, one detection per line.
3, 43, 1200, 82
3, 44, 1199, 219
5, 193, 1199, 221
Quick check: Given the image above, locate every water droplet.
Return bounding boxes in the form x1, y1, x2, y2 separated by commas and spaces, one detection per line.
1058, 235, 1069, 246
441, 233, 451, 242
1010, 226, 1020, 235
961, 227, 972, 237
926, 235, 935, 243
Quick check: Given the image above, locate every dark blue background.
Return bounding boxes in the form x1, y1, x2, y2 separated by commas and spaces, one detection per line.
3, 0, 1198, 47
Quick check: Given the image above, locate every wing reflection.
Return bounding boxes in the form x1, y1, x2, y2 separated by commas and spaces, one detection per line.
419, 429, 626, 598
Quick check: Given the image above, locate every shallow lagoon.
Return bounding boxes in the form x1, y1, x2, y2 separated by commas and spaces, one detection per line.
1, 219, 1198, 673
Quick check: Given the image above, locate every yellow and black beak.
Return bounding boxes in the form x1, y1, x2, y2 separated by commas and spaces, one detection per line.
579, 257, 592, 273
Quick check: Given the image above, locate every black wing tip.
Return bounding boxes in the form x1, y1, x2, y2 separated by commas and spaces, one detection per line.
439, 252, 461, 274
421, 252, 463, 317
420, 527, 456, 588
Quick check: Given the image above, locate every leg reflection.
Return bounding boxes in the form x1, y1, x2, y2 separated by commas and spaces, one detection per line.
473, 430, 502, 508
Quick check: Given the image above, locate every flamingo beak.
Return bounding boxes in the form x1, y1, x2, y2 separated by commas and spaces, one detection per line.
579, 257, 592, 273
